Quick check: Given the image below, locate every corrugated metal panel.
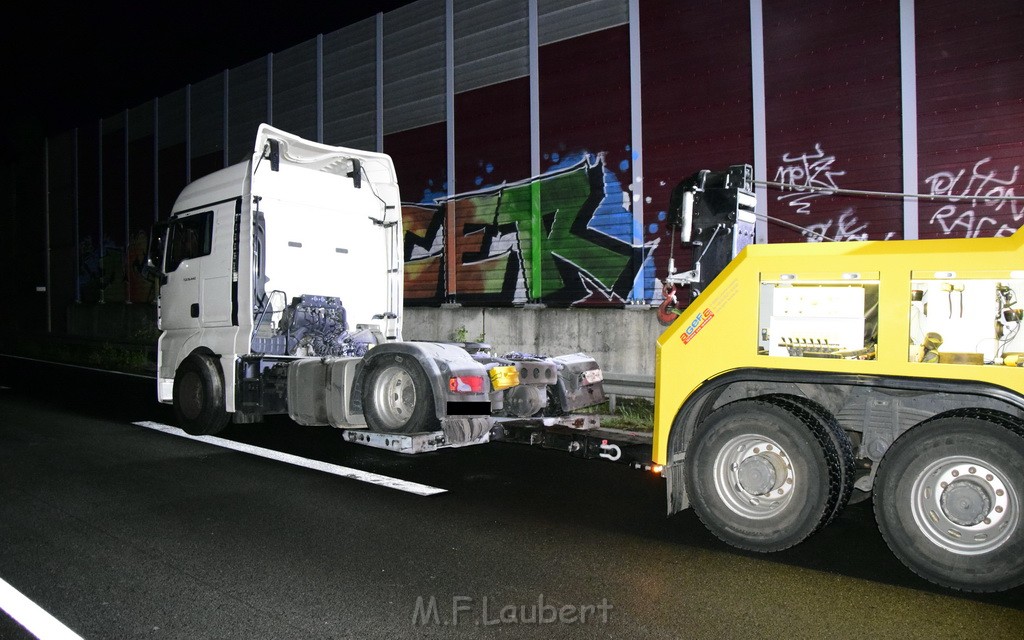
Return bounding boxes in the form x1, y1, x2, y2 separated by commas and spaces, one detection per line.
102, 115, 127, 265
190, 72, 224, 160
764, 0, 903, 243
916, 0, 1024, 239
454, 0, 529, 93
228, 57, 268, 162
77, 125, 102, 301
451, 186, 532, 305
539, 26, 634, 306
323, 17, 377, 150
272, 39, 318, 141
538, 0, 628, 46
383, 0, 446, 134
158, 89, 186, 150
454, 77, 530, 193
48, 131, 77, 314
128, 101, 154, 141
402, 202, 446, 305
641, 0, 753, 299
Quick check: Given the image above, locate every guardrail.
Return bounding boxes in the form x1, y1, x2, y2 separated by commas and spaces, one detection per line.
601, 372, 654, 412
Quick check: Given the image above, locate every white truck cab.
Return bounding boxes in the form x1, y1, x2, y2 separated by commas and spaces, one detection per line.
147, 125, 604, 445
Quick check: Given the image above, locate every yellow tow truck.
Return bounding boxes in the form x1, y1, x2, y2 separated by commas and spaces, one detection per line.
654, 169, 1024, 592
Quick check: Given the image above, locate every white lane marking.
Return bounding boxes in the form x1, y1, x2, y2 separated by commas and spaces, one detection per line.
132, 421, 447, 496
0, 354, 153, 380
0, 576, 84, 640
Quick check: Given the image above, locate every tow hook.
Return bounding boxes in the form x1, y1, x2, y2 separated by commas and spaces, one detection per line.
599, 440, 622, 462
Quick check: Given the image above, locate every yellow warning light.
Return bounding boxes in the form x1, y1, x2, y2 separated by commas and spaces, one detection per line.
488, 366, 520, 391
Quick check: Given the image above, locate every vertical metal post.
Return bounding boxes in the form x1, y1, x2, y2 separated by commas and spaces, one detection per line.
317, 34, 324, 143
529, 0, 542, 302
125, 110, 131, 304
73, 128, 80, 303
628, 0, 645, 302
267, 53, 274, 125
445, 0, 458, 301
185, 84, 192, 184
900, 0, 919, 240
224, 69, 230, 167
43, 138, 52, 331
154, 97, 160, 221
750, 0, 768, 244
376, 12, 384, 153
98, 119, 105, 304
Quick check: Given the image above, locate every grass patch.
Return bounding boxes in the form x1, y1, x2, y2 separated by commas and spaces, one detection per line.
580, 397, 654, 432
1, 335, 155, 376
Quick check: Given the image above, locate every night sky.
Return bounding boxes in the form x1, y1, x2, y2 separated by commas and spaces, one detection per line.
3, 1, 415, 148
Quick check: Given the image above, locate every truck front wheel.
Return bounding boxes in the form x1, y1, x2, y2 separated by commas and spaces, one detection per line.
874, 410, 1024, 592
684, 396, 844, 552
361, 354, 438, 434
173, 353, 230, 436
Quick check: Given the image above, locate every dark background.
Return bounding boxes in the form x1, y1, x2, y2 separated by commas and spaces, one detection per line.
2, 1, 415, 149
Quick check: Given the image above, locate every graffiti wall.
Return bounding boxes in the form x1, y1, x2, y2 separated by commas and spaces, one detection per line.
916, 0, 1024, 239
402, 156, 652, 307
764, 0, 904, 243
26, 0, 1024, 334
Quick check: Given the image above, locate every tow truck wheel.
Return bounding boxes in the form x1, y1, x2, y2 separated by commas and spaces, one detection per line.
874, 410, 1024, 592
684, 396, 843, 552
769, 394, 856, 528
361, 353, 438, 434
173, 353, 230, 436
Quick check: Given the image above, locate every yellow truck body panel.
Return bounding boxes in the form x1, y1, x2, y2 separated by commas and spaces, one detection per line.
653, 228, 1024, 465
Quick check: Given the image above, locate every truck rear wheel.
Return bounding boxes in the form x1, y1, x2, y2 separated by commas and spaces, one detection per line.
874, 410, 1024, 592
771, 394, 855, 528
173, 353, 230, 436
361, 353, 438, 434
684, 395, 845, 552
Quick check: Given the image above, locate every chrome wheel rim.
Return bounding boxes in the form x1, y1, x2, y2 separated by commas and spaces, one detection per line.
909, 455, 1018, 555
713, 434, 796, 519
372, 366, 416, 430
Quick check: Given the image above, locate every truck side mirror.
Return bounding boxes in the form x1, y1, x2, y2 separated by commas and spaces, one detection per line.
144, 222, 169, 285
348, 158, 362, 189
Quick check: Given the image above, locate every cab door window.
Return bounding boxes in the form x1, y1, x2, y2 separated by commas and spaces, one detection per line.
165, 211, 213, 272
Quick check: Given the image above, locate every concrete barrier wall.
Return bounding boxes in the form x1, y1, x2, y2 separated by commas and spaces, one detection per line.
63, 303, 667, 377
403, 306, 665, 377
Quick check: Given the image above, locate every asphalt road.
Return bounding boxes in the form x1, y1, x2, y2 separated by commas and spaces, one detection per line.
0, 356, 1022, 639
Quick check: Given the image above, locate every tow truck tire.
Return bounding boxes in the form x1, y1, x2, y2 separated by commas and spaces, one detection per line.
684, 396, 842, 552
361, 353, 438, 434
770, 394, 856, 528
874, 410, 1024, 592
173, 353, 230, 436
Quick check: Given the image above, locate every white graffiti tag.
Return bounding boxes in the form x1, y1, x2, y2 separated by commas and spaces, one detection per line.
926, 158, 1022, 238
802, 210, 898, 243
774, 144, 847, 214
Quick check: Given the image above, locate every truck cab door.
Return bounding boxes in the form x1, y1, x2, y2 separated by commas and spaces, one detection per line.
160, 210, 214, 332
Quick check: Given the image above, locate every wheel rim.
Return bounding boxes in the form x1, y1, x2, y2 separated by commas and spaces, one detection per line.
909, 455, 1019, 555
372, 366, 417, 430
179, 371, 204, 420
713, 434, 796, 519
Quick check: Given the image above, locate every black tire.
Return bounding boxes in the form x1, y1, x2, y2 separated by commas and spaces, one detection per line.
361, 353, 438, 434
173, 353, 230, 436
874, 410, 1024, 592
770, 394, 856, 528
684, 395, 843, 552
